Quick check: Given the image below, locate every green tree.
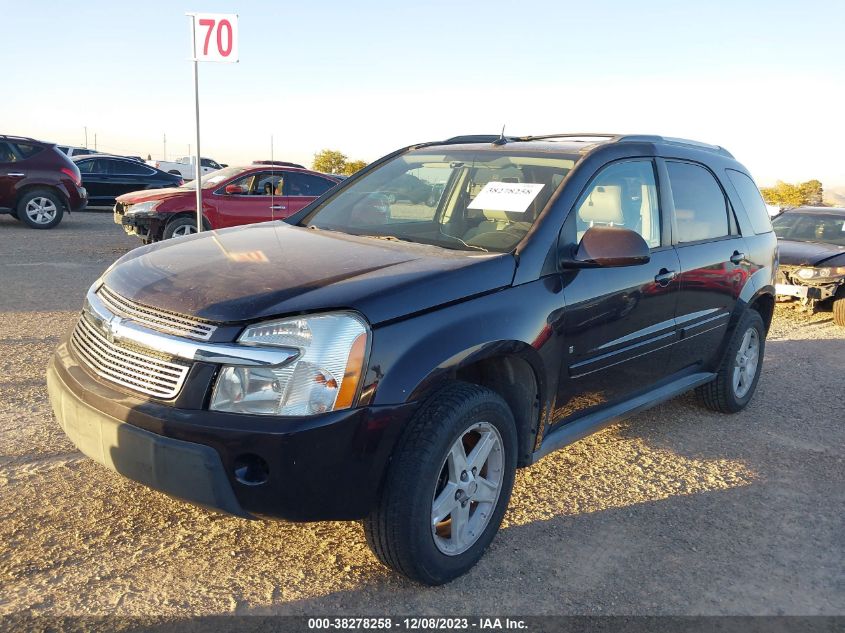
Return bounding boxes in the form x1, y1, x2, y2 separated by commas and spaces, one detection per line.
342, 159, 368, 175
312, 149, 348, 175
760, 179, 825, 208
798, 179, 823, 206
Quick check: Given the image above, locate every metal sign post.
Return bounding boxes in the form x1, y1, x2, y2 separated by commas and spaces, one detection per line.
186, 12, 239, 234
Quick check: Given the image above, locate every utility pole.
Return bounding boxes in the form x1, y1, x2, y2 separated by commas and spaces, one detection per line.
163, 133, 167, 160
94, 133, 97, 151
84, 126, 88, 148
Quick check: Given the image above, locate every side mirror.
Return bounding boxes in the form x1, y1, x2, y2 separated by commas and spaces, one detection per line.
564, 226, 650, 268
224, 184, 245, 195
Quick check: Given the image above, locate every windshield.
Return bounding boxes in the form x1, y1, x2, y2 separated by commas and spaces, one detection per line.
773, 212, 845, 246
299, 150, 575, 252
177, 166, 249, 189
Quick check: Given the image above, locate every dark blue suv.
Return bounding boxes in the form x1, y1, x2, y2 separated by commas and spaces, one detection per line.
48, 133, 777, 584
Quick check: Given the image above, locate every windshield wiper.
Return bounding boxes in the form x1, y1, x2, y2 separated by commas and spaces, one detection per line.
356, 234, 411, 243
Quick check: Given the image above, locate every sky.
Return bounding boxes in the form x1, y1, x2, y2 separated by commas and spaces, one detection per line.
2, 0, 843, 189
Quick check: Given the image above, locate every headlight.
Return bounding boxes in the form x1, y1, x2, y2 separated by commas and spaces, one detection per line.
210, 312, 368, 416
796, 266, 845, 280
126, 200, 161, 215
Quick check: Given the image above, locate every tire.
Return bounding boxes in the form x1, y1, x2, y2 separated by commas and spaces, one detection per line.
16, 189, 64, 229
696, 309, 766, 413
163, 216, 198, 240
833, 295, 845, 327
363, 381, 517, 585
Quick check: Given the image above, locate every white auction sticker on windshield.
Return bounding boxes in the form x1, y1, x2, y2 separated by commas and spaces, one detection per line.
468, 182, 545, 213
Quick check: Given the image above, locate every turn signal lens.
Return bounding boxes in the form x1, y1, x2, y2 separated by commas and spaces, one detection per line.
334, 332, 367, 410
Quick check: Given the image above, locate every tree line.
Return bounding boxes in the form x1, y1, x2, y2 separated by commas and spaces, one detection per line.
760, 179, 824, 208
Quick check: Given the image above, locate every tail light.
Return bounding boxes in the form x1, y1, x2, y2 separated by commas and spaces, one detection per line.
177, 179, 185, 186
60, 167, 82, 187
155, 162, 160, 168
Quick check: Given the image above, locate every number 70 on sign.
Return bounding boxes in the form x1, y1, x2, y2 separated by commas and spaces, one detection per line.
188, 13, 239, 63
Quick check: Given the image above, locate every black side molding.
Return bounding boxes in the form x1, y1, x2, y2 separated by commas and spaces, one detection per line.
531, 371, 716, 464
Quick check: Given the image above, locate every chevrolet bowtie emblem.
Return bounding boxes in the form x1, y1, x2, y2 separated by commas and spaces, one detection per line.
105, 315, 122, 344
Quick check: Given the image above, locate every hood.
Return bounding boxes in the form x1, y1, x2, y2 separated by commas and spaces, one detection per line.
778, 239, 845, 267
103, 223, 516, 326
116, 187, 191, 205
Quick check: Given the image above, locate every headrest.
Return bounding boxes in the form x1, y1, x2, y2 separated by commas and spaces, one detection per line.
483, 209, 530, 223
578, 185, 624, 225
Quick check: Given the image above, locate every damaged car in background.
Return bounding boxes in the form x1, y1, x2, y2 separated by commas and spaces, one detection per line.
773, 206, 845, 326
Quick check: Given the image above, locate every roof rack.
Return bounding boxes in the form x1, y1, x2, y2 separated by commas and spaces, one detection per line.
421, 133, 733, 158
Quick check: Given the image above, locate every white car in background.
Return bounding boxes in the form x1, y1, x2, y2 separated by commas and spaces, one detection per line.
147, 156, 225, 180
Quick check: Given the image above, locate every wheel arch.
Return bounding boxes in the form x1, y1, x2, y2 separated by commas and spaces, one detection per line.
15, 183, 68, 210
406, 343, 546, 468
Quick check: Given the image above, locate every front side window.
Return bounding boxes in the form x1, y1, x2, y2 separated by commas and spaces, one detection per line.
179, 166, 250, 190
667, 161, 730, 243
300, 150, 575, 253
574, 159, 661, 248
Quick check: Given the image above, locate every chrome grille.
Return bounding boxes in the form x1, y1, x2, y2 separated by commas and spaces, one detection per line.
97, 285, 216, 341
71, 315, 191, 399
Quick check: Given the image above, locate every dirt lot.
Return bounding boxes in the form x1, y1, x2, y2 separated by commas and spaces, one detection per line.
0, 211, 843, 617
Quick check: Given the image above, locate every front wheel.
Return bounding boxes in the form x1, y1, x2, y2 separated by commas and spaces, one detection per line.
163, 216, 198, 239
364, 382, 517, 585
696, 309, 766, 413
833, 294, 845, 327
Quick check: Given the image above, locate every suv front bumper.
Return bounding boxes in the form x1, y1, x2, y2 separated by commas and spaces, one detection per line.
47, 338, 417, 521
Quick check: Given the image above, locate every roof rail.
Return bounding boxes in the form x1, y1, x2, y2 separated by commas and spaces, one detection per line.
616, 135, 734, 158
442, 134, 518, 144
0, 134, 40, 142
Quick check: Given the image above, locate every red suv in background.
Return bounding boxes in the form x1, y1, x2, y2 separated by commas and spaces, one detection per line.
0, 135, 88, 229
114, 164, 340, 242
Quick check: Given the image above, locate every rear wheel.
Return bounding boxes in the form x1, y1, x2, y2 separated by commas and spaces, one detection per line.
364, 382, 517, 585
17, 190, 64, 229
696, 309, 765, 413
163, 216, 198, 239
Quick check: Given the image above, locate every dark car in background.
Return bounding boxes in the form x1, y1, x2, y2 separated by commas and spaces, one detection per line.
73, 155, 183, 207
49, 133, 777, 585
773, 206, 845, 325
113, 164, 339, 242
0, 135, 87, 229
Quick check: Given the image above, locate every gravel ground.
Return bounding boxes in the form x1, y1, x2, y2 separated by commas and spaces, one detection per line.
0, 211, 843, 617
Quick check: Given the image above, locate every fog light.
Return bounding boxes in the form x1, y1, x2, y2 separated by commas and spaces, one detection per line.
233, 454, 269, 486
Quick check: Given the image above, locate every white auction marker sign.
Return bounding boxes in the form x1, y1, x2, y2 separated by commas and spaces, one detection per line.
186, 12, 239, 233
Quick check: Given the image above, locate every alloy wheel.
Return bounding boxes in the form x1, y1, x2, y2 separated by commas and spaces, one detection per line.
25, 197, 58, 225
171, 224, 197, 237
431, 421, 504, 556
732, 327, 760, 398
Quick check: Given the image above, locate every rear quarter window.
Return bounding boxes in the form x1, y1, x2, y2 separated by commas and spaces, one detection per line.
12, 143, 44, 159
727, 169, 772, 235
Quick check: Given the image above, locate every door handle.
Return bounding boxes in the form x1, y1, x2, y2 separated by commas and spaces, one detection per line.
654, 269, 677, 287
6, 172, 25, 177
730, 251, 746, 265
270, 205, 286, 210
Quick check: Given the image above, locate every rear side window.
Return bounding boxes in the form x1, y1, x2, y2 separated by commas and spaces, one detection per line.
727, 169, 772, 235
667, 161, 729, 243
76, 159, 99, 174
286, 173, 336, 197
108, 159, 153, 175
0, 143, 16, 162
